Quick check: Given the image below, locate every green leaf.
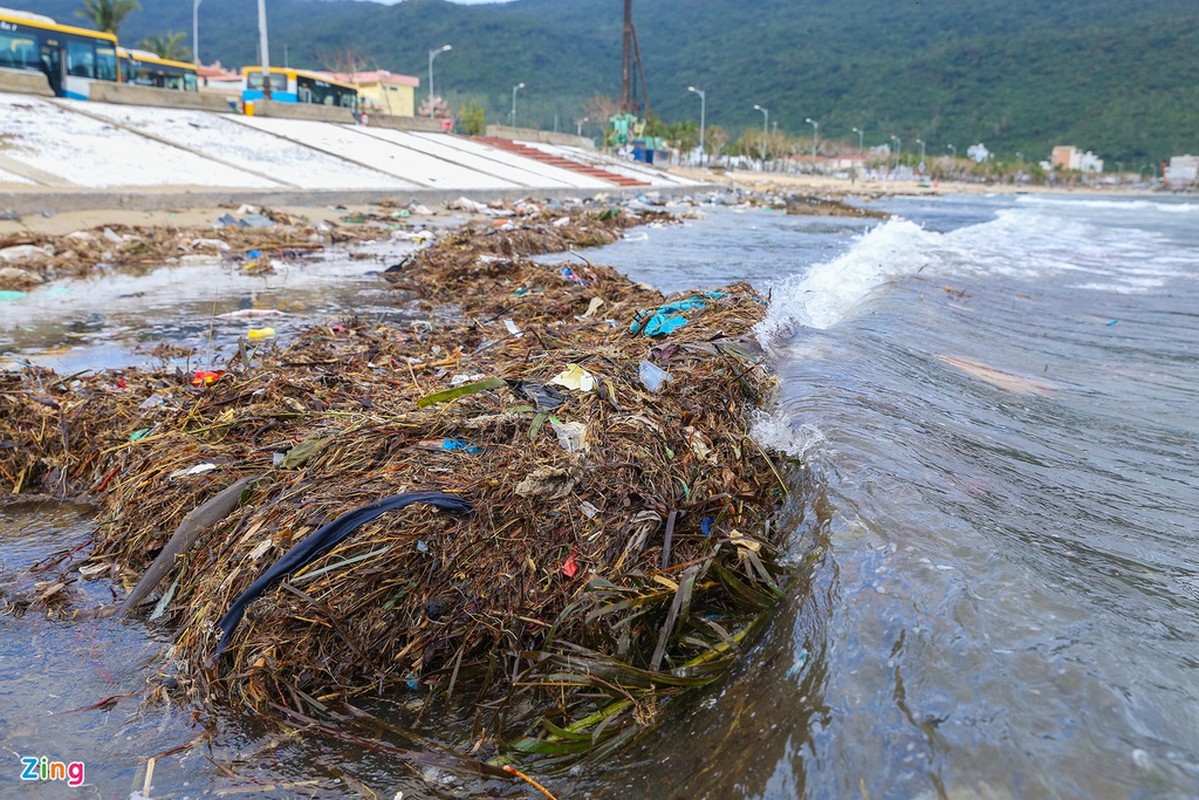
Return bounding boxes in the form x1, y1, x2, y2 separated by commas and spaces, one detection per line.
416, 377, 506, 409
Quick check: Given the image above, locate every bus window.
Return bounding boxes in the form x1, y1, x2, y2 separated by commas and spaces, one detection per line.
66, 40, 94, 77
247, 71, 282, 91
0, 31, 38, 70
95, 45, 116, 80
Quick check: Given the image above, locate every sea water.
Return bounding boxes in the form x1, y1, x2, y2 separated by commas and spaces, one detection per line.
2, 193, 1197, 798
587, 194, 1199, 798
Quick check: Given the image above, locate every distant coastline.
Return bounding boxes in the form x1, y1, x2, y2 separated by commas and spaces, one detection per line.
671, 168, 1168, 199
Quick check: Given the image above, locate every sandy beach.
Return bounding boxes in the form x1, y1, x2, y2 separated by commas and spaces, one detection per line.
0, 167, 1154, 240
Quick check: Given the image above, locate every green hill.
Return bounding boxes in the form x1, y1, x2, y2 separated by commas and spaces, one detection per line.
13, 0, 1196, 164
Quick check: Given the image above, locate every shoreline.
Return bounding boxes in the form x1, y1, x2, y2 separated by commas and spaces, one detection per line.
0, 171, 1166, 241
0, 168, 1169, 240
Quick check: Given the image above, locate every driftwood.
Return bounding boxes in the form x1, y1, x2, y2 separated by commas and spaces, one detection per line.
119, 475, 266, 615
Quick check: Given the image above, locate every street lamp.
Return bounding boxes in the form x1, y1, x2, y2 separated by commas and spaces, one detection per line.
915, 137, 925, 174
193, 0, 202, 65
805, 117, 819, 171
687, 86, 706, 166
851, 126, 864, 152
947, 143, 956, 158
510, 82, 525, 127
753, 104, 768, 165
890, 134, 901, 172
427, 44, 451, 119
576, 116, 588, 137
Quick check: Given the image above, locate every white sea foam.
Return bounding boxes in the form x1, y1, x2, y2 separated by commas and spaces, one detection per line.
750, 412, 829, 461
756, 201, 1184, 345
756, 217, 933, 341
1014, 195, 1198, 214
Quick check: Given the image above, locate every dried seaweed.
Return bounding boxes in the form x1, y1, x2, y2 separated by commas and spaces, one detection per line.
0, 202, 792, 772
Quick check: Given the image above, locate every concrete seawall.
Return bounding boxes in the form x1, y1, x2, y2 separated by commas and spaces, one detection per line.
0, 68, 53, 97
90, 82, 236, 113
0, 89, 699, 213
487, 124, 594, 149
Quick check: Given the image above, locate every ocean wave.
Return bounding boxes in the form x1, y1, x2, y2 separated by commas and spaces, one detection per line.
1014, 196, 1197, 214
755, 202, 1182, 345
755, 217, 933, 339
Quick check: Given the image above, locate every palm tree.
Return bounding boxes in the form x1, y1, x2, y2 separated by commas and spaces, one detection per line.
75, 0, 142, 36
138, 32, 192, 63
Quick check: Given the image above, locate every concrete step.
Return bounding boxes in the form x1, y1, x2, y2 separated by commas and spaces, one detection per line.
474, 137, 650, 187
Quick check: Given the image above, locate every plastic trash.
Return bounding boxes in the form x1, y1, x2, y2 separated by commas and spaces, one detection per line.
246, 327, 276, 342
239, 214, 275, 229
550, 363, 596, 392
638, 360, 671, 392
214, 491, 473, 656
629, 291, 730, 337
580, 297, 605, 319
191, 369, 224, 386
0, 244, 48, 262
551, 420, 587, 452
560, 266, 588, 286
168, 463, 217, 479
506, 379, 565, 409
441, 439, 482, 454
214, 212, 238, 228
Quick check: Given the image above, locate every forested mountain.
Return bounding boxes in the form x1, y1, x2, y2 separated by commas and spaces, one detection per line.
16, 0, 1197, 163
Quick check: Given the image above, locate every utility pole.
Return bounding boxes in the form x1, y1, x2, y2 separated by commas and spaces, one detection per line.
620, 0, 632, 112
257, 0, 271, 98
687, 86, 705, 165
192, 0, 202, 65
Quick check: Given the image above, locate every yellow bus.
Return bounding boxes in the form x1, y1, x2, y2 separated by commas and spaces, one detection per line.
118, 47, 197, 92
0, 7, 118, 99
241, 66, 359, 114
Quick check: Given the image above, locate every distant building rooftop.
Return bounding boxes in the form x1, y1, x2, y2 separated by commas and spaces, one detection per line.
323, 70, 420, 88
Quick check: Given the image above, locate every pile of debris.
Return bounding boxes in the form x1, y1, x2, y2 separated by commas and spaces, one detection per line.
0, 202, 790, 771
0, 205, 391, 293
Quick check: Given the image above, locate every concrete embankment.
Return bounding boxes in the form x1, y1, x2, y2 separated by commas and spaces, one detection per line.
0, 89, 697, 214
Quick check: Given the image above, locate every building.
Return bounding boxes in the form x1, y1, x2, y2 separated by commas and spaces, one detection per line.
323, 70, 419, 117
1164, 155, 1198, 189
1050, 145, 1104, 173
196, 61, 245, 95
